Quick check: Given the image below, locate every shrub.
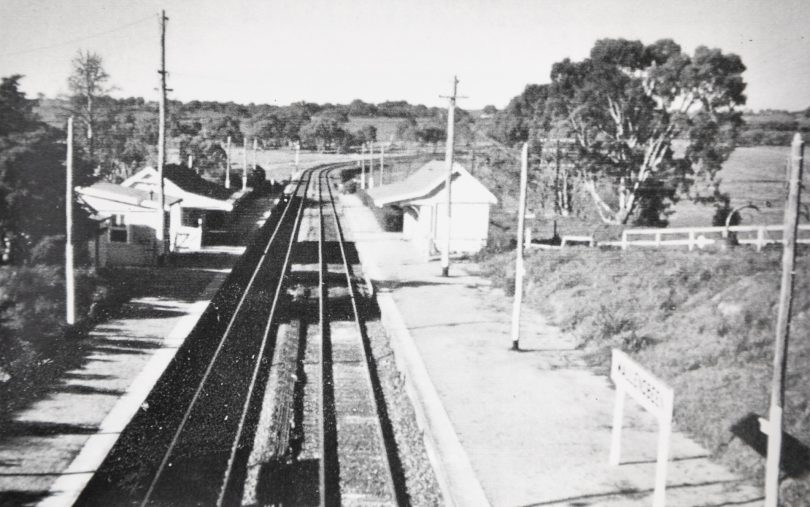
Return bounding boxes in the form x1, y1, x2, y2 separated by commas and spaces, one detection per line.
0, 265, 100, 412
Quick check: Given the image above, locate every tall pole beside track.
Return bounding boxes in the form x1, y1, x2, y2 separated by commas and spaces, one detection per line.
65, 117, 76, 326
440, 76, 461, 277
360, 143, 366, 189
380, 144, 385, 185
252, 138, 258, 170
368, 142, 374, 188
764, 133, 804, 507
242, 137, 248, 191
510, 143, 529, 350
225, 136, 232, 188
157, 10, 169, 259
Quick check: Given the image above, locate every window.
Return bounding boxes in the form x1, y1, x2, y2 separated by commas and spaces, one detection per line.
109, 214, 128, 243
182, 208, 203, 228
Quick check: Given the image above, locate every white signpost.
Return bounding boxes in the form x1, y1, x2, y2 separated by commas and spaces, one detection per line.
610, 349, 674, 507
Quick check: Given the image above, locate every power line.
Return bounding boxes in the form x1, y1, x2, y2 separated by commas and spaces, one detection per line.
0, 15, 154, 58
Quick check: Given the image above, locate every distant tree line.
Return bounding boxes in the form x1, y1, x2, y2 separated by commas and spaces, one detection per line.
2, 47, 488, 263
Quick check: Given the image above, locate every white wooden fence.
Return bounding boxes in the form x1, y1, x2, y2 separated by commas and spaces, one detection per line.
607, 224, 810, 251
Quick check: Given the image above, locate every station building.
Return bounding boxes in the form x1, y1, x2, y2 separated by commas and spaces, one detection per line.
122, 165, 247, 249
365, 160, 497, 257
75, 182, 183, 266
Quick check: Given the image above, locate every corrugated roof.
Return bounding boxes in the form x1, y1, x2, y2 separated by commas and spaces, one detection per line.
76, 181, 182, 208
164, 164, 234, 201
366, 160, 496, 206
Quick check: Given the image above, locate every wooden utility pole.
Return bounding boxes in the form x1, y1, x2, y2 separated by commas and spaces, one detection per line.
65, 117, 76, 326
225, 136, 231, 188
252, 138, 258, 170
510, 143, 529, 350
764, 132, 805, 507
368, 142, 374, 188
242, 137, 248, 191
360, 143, 366, 189
157, 10, 168, 258
440, 76, 460, 277
380, 144, 385, 185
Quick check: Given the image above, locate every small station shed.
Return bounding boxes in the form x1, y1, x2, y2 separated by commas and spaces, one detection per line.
122, 165, 246, 249
366, 160, 497, 257
76, 182, 183, 266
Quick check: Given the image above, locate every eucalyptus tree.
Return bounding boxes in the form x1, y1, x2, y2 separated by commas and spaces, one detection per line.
66, 50, 111, 166
545, 38, 746, 225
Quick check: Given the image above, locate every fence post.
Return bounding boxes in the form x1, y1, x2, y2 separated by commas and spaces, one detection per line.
688, 230, 695, 251
757, 226, 766, 252
655, 231, 661, 246
621, 230, 628, 250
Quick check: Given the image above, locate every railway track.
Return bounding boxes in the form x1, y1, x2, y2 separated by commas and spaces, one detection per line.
76, 164, 404, 506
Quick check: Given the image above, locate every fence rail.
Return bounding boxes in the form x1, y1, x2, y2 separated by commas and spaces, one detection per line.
603, 224, 810, 251
523, 224, 810, 252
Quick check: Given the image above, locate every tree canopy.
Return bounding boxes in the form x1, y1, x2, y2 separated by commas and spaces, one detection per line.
0, 75, 95, 263
520, 38, 747, 225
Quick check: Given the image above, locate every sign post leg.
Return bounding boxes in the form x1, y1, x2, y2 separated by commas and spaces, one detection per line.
654, 407, 672, 507
609, 386, 625, 466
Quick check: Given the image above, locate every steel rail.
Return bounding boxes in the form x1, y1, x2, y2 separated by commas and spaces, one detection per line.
317, 168, 331, 506
139, 171, 313, 506
214, 167, 317, 505
323, 168, 398, 503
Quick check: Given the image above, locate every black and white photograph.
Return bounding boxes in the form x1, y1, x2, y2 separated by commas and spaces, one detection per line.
0, 0, 808, 505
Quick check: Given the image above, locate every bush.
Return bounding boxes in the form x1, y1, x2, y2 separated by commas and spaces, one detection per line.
0, 265, 100, 413
30, 234, 65, 265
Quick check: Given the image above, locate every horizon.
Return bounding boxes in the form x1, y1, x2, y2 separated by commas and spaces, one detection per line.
2, 0, 809, 112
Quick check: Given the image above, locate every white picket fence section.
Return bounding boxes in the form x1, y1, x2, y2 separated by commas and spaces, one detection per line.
524, 224, 810, 252
606, 224, 810, 251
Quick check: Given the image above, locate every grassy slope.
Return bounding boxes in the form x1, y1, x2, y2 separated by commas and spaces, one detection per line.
481, 246, 810, 503
474, 141, 810, 502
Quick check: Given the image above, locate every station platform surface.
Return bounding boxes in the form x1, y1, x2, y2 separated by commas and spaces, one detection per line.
340, 193, 764, 507
0, 192, 275, 507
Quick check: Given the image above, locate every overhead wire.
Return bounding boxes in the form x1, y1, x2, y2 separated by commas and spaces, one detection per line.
0, 15, 155, 58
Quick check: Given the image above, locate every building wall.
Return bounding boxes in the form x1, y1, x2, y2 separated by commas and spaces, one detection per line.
408, 202, 490, 257
79, 195, 183, 265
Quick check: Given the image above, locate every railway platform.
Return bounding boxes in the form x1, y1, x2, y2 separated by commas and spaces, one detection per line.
0, 193, 276, 507
340, 193, 764, 507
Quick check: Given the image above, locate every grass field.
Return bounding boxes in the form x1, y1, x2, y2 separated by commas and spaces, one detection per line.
670, 145, 795, 227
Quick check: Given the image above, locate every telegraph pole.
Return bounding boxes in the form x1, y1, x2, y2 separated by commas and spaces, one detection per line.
65, 117, 76, 326
764, 132, 804, 507
440, 75, 463, 277
225, 135, 231, 188
360, 143, 366, 189
510, 143, 529, 350
252, 138, 258, 170
380, 144, 385, 185
242, 137, 248, 191
157, 10, 169, 259
368, 142, 374, 188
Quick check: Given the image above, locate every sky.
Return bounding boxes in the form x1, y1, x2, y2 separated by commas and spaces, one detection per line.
1, 0, 808, 111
